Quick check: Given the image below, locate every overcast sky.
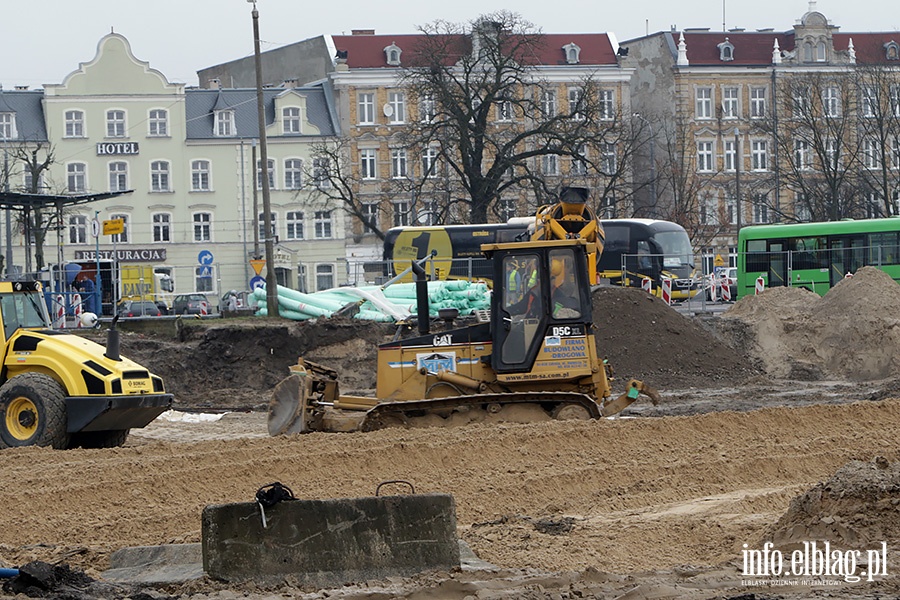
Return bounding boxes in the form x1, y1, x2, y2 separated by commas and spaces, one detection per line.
2, 1, 897, 89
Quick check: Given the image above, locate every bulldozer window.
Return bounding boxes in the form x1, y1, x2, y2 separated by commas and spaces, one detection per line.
503, 256, 542, 318
549, 249, 581, 320
501, 255, 542, 364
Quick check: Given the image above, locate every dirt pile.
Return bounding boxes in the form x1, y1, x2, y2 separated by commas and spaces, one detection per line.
107, 285, 760, 411
111, 319, 394, 411
592, 286, 761, 388
718, 266, 900, 380
767, 457, 900, 550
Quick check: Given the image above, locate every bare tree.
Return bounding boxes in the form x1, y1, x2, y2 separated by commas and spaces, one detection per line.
853, 61, 900, 216
300, 138, 390, 241
400, 11, 633, 223
755, 71, 864, 221
7, 142, 57, 272
654, 116, 729, 249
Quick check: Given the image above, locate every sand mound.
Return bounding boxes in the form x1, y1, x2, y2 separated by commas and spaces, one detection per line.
767, 457, 900, 549
718, 266, 900, 380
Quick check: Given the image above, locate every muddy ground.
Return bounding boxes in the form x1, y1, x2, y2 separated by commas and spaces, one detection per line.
3, 273, 900, 599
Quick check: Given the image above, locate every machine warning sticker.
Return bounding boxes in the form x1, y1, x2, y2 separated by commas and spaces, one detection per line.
417, 351, 457, 373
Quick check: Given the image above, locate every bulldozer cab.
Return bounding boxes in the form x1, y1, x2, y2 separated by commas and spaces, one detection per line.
488, 240, 593, 373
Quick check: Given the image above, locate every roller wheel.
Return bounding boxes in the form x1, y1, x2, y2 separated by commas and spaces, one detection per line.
552, 403, 591, 420
0, 372, 69, 449
69, 430, 130, 449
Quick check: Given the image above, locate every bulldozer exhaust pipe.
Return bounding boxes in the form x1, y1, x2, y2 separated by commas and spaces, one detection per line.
411, 260, 429, 336
105, 315, 121, 361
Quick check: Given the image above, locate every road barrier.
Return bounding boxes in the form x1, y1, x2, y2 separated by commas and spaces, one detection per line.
641, 277, 651, 294
755, 277, 765, 295
661, 278, 672, 305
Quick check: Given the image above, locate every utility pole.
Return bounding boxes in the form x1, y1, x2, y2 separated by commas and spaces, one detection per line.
734, 127, 742, 233
249, 0, 279, 317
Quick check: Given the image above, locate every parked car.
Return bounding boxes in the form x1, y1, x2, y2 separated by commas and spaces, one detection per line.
116, 300, 162, 318
708, 267, 738, 301
172, 293, 210, 315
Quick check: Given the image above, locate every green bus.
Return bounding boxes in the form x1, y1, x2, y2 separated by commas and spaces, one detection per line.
736, 218, 900, 298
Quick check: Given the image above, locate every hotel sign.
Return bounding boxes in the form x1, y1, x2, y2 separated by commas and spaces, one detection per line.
96, 142, 140, 155
74, 248, 166, 262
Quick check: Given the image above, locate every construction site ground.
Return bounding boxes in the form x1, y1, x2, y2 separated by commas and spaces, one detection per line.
3, 267, 900, 599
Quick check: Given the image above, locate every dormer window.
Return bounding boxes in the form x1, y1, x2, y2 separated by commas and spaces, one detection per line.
562, 43, 581, 64
0, 113, 17, 140
384, 42, 402, 66
718, 38, 735, 62
215, 110, 235, 137
886, 41, 900, 61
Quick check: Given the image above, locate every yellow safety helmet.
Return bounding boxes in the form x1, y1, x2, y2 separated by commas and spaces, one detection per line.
551, 258, 565, 288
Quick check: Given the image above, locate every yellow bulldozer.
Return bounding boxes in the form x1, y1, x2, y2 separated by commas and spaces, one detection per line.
0, 281, 172, 449
269, 188, 659, 435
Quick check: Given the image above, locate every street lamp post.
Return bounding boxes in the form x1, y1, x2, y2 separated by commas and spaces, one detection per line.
734, 127, 741, 233
249, 0, 279, 317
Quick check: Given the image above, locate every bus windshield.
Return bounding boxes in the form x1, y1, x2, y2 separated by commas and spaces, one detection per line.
654, 231, 694, 268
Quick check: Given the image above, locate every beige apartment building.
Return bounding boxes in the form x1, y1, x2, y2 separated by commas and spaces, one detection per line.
623, 4, 900, 265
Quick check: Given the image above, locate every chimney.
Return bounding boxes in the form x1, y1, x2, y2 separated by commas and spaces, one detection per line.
351, 29, 375, 35
335, 49, 349, 71
14, 85, 28, 91
208, 78, 221, 90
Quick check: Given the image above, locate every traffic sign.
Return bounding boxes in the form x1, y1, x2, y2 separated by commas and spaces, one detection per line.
91, 219, 100, 238
102, 218, 125, 236
250, 259, 265, 275
197, 265, 212, 278
249, 275, 265, 291
198, 250, 214, 265
714, 254, 725, 267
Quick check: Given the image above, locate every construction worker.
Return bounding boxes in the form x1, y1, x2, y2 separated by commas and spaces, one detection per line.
506, 258, 542, 319
507, 259, 523, 304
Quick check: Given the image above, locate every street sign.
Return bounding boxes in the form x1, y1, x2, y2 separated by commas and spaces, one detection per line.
102, 218, 125, 236
198, 250, 214, 265
250, 259, 265, 275
249, 275, 265, 291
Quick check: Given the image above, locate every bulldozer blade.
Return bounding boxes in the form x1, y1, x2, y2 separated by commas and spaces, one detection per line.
268, 374, 307, 436
600, 392, 635, 417
642, 383, 661, 406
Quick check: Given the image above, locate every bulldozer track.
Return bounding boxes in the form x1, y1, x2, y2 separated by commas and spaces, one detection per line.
360, 391, 601, 432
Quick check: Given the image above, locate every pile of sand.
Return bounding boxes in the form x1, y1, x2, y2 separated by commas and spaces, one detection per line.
718, 266, 900, 380
767, 457, 900, 549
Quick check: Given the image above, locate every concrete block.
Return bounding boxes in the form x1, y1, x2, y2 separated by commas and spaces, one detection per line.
202, 493, 459, 586
102, 543, 203, 584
